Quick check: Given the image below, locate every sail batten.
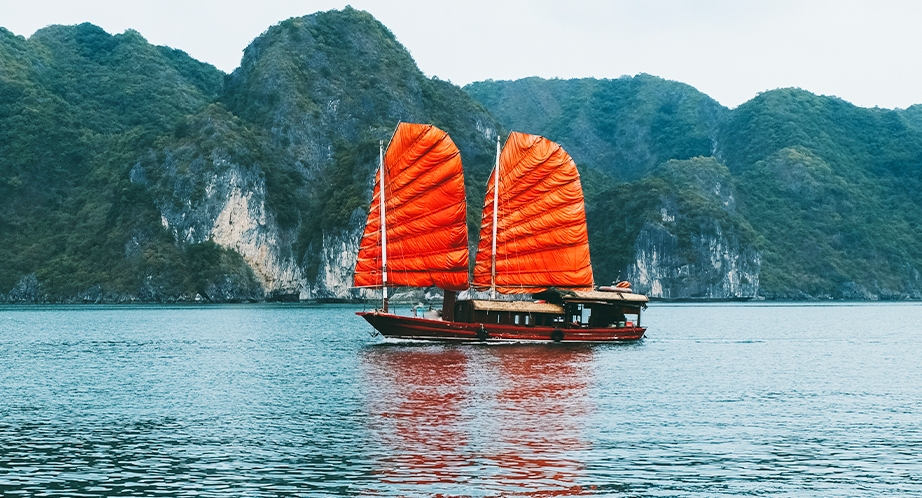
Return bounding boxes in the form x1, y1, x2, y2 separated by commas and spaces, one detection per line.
353, 123, 469, 291
473, 132, 593, 294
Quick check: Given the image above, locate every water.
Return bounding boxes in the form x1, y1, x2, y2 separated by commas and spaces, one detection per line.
1, 303, 921, 496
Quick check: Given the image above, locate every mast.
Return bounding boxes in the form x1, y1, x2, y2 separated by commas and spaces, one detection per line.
490, 134, 500, 300
379, 139, 388, 312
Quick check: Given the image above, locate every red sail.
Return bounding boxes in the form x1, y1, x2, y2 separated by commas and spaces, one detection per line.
353, 123, 469, 291
472, 132, 593, 294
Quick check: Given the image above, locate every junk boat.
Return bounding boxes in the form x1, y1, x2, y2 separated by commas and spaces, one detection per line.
354, 123, 647, 342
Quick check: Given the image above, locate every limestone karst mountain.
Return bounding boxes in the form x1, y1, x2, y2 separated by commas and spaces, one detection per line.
4, 8, 922, 302
0, 8, 500, 302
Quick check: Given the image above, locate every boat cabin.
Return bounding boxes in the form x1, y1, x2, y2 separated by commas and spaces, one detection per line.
452, 288, 648, 329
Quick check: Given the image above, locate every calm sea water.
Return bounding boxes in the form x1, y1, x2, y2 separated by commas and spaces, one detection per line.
1, 303, 920, 497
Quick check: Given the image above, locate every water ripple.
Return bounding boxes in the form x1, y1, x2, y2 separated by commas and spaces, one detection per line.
2, 303, 922, 496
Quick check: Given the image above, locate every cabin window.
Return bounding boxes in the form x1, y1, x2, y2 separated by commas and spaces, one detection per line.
525, 315, 531, 325
497, 314, 501, 323
581, 307, 592, 325
573, 304, 584, 324
514, 315, 520, 325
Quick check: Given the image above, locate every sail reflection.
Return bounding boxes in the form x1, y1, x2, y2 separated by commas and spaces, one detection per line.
362, 346, 472, 488
362, 344, 593, 496
485, 345, 592, 495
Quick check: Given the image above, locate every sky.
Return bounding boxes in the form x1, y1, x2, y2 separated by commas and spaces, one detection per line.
2, 0, 921, 109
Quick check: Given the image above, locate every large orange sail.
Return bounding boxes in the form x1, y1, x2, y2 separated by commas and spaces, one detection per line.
472, 132, 593, 294
353, 123, 469, 291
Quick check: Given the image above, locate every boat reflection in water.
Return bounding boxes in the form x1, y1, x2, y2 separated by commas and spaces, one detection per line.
361, 344, 594, 496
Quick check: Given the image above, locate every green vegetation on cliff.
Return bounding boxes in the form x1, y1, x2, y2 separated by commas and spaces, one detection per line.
217, 7, 500, 284
724, 91, 922, 297
466, 75, 725, 180
0, 23, 259, 301
470, 79, 922, 298
4, 9, 922, 301
1, 8, 501, 301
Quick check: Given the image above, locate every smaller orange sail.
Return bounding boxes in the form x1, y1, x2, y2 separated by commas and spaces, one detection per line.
473, 132, 593, 294
353, 123, 469, 291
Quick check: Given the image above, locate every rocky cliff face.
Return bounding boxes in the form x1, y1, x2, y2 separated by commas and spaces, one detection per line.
625, 158, 761, 299
146, 159, 302, 298
628, 219, 761, 299
299, 209, 374, 300
6, 274, 42, 303
588, 157, 762, 300
135, 137, 372, 301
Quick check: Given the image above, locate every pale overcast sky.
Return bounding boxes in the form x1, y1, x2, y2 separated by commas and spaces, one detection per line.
2, 0, 920, 109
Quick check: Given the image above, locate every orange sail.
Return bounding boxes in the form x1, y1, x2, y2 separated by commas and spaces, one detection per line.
353, 123, 469, 291
472, 132, 593, 294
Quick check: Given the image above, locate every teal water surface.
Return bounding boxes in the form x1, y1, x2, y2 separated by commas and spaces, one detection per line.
1, 303, 921, 496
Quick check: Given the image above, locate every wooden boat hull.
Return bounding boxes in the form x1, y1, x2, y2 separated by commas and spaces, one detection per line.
357, 311, 645, 343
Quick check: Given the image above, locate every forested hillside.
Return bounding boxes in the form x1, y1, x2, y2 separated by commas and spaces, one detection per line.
3, 8, 921, 302
466, 76, 726, 181
1, 8, 500, 303
0, 23, 261, 302
468, 79, 922, 298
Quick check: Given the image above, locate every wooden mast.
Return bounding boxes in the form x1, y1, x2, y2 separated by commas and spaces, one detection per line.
379, 139, 388, 312
490, 134, 500, 300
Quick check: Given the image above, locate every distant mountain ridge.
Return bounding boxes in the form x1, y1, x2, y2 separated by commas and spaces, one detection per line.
2, 8, 922, 302
466, 75, 726, 181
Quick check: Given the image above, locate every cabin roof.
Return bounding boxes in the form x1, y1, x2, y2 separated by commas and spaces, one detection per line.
469, 300, 564, 314
533, 288, 649, 304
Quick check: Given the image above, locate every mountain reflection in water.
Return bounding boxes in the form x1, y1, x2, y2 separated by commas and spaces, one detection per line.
362, 344, 594, 496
